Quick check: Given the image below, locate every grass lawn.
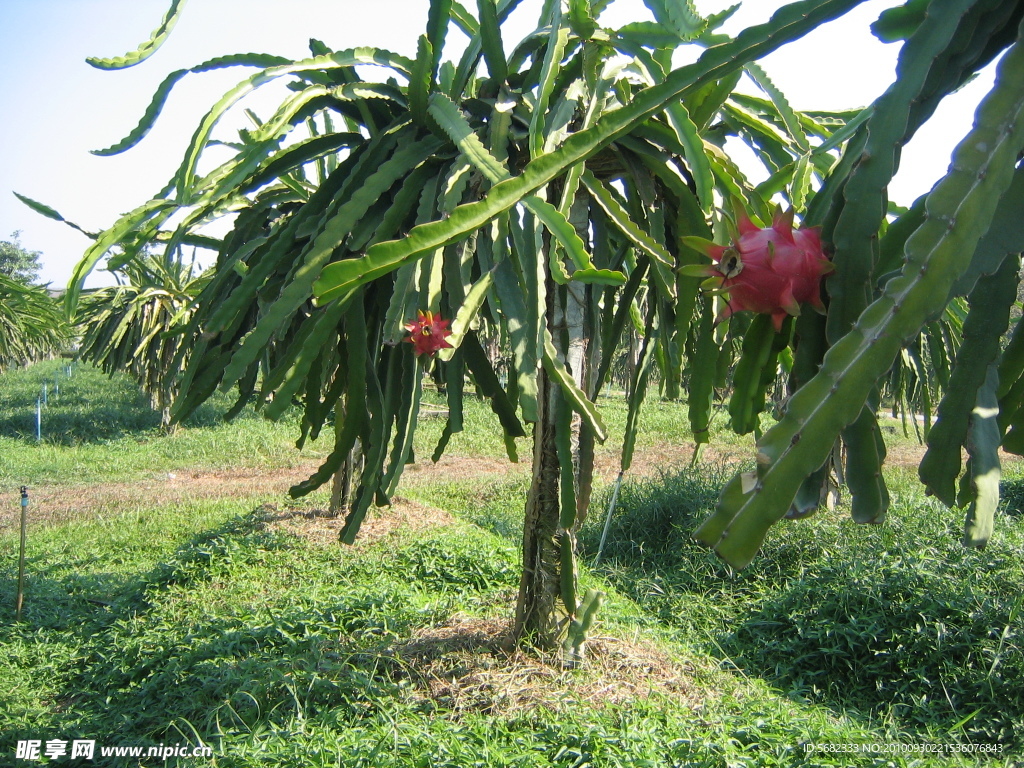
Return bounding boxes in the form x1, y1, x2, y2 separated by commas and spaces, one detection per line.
1, 361, 1022, 766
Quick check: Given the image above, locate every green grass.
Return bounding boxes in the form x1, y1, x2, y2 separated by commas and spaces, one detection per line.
0, 361, 330, 491
413, 385, 759, 464
8, 500, 1003, 768
571, 467, 1024, 752
3, 361, 1024, 766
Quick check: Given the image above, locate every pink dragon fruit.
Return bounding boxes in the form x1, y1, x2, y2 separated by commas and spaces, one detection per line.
404, 310, 454, 357
683, 206, 833, 332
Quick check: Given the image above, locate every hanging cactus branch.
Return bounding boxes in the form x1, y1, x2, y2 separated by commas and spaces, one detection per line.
696, 21, 1024, 568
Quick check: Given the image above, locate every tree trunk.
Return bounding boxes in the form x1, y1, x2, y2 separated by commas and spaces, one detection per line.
513, 365, 572, 648
513, 192, 594, 657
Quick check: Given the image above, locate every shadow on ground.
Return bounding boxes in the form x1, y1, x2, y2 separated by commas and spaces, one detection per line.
579, 468, 1024, 750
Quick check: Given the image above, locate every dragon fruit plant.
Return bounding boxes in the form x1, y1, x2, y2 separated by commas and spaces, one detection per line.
684, 206, 834, 332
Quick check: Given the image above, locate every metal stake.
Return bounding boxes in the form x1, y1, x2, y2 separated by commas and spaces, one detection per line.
16, 487, 28, 621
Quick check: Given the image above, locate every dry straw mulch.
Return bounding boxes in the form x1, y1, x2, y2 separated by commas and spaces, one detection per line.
381, 613, 702, 716
267, 504, 704, 717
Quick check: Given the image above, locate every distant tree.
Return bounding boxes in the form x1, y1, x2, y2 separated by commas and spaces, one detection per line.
0, 231, 43, 284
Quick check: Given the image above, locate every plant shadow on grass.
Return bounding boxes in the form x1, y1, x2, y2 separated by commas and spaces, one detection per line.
0, 512, 329, 761
580, 466, 1024, 751
0, 509, 513, 766
999, 478, 1024, 518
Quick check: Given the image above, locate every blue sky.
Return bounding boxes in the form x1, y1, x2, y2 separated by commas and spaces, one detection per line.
0, 0, 994, 288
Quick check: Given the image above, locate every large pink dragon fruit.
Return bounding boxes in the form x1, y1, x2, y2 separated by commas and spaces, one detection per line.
683, 206, 833, 331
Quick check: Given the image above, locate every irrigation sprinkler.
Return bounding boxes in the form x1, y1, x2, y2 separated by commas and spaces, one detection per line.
36, 398, 41, 442
16, 487, 28, 621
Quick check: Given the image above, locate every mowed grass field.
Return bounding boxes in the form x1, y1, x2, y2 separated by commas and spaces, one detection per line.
1, 360, 1023, 767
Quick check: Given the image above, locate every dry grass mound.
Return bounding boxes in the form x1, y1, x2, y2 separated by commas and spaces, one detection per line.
383, 613, 701, 717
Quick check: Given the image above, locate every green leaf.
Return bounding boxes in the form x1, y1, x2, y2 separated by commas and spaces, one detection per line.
842, 405, 890, 524
688, 295, 718, 445
949, 165, 1024, 298
382, 352, 423, 497
920, 254, 1019, 504
426, 0, 454, 78
438, 269, 495, 359
428, 92, 511, 183
527, 195, 602, 275
568, 0, 598, 39
621, 306, 658, 472
871, 0, 929, 44
529, 6, 570, 159
728, 314, 779, 435
814, 104, 872, 154
960, 363, 1001, 548
580, 172, 673, 268
477, 0, 508, 82
615, 22, 689, 50
744, 62, 809, 153
664, 103, 715, 212
449, 0, 480, 37
555, 390, 579, 529
462, 331, 528, 438
791, 152, 813, 211
14, 192, 98, 238
409, 35, 434, 126
569, 267, 626, 286
86, 0, 188, 69
92, 54, 290, 156
641, 0, 706, 42
543, 330, 607, 442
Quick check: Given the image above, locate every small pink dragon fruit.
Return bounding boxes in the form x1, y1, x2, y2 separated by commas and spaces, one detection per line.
683, 206, 833, 332
404, 310, 454, 357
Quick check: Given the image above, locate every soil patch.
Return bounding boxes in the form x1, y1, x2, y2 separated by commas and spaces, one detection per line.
3, 463, 323, 531
5, 431, 963, 538
260, 496, 457, 548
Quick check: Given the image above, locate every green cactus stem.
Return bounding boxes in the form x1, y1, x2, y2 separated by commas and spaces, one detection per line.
960, 364, 1002, 548
695, 21, 1024, 568
920, 254, 1019, 505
